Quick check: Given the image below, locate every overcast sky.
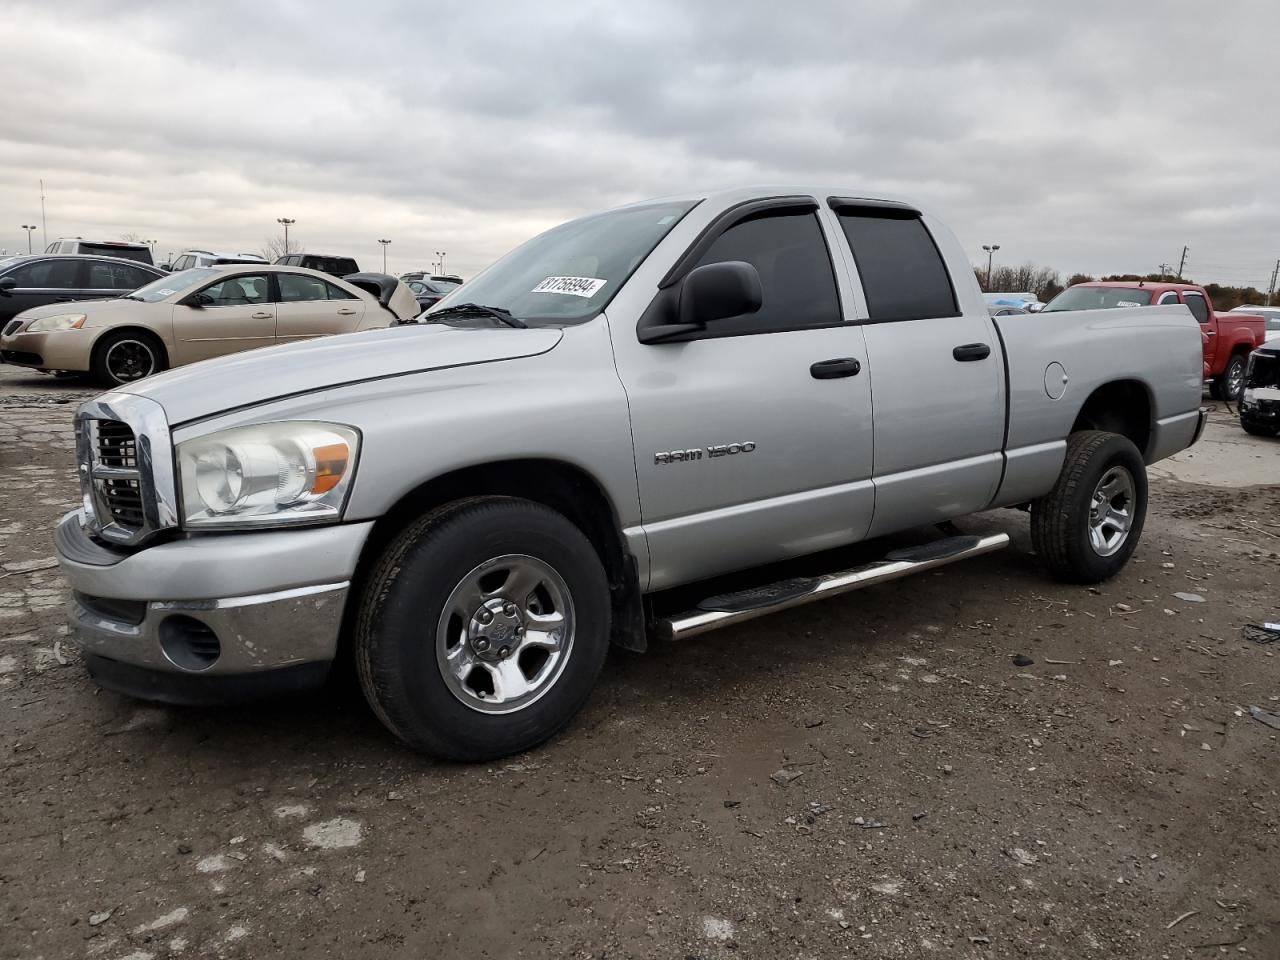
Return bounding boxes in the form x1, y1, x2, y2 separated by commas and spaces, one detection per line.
2, 0, 1278, 288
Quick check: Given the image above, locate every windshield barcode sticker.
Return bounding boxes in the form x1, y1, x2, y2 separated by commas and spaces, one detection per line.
532, 276, 606, 298
1115, 300, 1142, 307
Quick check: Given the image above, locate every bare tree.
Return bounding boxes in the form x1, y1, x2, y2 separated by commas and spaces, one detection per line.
258, 236, 302, 261
120, 231, 145, 243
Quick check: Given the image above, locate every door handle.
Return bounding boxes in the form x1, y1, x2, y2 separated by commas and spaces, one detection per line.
1205, 331, 1217, 337
251, 311, 272, 319
953, 343, 991, 362
337, 308, 357, 315
810, 357, 862, 379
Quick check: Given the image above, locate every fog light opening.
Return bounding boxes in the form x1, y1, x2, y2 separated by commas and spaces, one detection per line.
159, 615, 221, 671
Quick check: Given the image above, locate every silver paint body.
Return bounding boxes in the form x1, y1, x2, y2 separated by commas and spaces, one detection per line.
55, 186, 1203, 676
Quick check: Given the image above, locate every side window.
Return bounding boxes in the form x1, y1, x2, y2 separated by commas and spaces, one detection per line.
120, 265, 155, 290
690, 212, 841, 336
325, 281, 357, 300
278, 273, 329, 302
836, 210, 958, 322
7, 259, 80, 289
1157, 292, 1180, 305
1182, 293, 1210, 324
199, 274, 270, 306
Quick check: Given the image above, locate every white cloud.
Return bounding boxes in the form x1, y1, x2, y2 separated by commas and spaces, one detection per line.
2, 0, 1278, 287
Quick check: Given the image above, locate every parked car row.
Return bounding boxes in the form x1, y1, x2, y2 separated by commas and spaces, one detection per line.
0, 262, 419, 385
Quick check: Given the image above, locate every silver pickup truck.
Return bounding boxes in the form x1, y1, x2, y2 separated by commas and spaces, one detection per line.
54, 187, 1206, 760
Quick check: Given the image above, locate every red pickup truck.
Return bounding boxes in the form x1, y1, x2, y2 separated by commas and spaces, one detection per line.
1043, 282, 1265, 400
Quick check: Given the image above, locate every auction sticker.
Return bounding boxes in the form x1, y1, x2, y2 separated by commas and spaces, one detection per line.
532, 276, 606, 298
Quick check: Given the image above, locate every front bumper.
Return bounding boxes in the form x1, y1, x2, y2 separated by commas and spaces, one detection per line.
55, 511, 373, 698
0, 329, 92, 371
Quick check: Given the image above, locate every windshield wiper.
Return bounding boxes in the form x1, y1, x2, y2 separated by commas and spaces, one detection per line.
427, 302, 527, 328
120, 294, 145, 301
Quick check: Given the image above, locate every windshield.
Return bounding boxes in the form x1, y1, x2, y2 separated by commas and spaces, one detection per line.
1044, 286, 1153, 312
429, 199, 698, 325
126, 267, 219, 302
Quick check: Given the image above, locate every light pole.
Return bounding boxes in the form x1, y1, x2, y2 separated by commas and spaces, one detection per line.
982, 244, 1000, 289
435, 250, 446, 275
378, 239, 391, 273
277, 217, 296, 254
21, 225, 36, 253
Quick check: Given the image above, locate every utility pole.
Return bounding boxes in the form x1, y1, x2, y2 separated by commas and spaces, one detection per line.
39, 179, 47, 249
1158, 263, 1170, 280
378, 238, 391, 273
21, 225, 36, 253
1268, 259, 1280, 307
1177, 245, 1188, 279
982, 244, 1000, 290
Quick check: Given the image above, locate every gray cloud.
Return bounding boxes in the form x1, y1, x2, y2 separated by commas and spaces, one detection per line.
2, 0, 1277, 287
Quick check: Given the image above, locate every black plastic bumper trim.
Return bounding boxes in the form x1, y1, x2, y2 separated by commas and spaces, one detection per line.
83, 655, 331, 706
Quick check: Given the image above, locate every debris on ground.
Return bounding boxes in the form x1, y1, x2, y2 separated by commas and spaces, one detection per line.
1166, 909, 1199, 929
1173, 592, 1206, 603
1011, 654, 1034, 667
1004, 847, 1038, 866
770, 768, 804, 786
1249, 706, 1280, 731
1243, 623, 1280, 644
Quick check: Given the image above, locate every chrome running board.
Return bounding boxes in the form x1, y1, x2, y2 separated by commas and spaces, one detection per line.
654, 532, 1010, 642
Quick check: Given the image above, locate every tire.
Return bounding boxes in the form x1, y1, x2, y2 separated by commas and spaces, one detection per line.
1031, 431, 1148, 584
355, 496, 611, 761
1241, 418, 1276, 438
91, 330, 167, 387
1210, 354, 1246, 402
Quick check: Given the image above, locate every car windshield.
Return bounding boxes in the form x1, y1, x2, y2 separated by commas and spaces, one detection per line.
427, 199, 699, 326
1043, 286, 1154, 312
125, 267, 220, 302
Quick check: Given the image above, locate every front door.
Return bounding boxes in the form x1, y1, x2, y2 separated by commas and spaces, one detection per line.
173, 272, 276, 363
611, 204, 875, 591
828, 203, 1005, 537
273, 272, 366, 343
0, 258, 82, 323
1181, 291, 1214, 367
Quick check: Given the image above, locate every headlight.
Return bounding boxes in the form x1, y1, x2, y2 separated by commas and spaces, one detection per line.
177, 422, 360, 529
26, 313, 87, 332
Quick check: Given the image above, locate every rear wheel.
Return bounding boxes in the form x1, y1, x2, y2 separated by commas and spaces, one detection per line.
1241, 418, 1276, 438
355, 497, 611, 761
91, 331, 166, 387
1031, 431, 1148, 583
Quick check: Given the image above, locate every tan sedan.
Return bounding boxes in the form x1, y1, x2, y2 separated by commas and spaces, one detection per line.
0, 265, 419, 386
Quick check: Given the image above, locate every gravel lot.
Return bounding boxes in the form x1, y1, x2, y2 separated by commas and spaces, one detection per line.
1, 365, 1278, 960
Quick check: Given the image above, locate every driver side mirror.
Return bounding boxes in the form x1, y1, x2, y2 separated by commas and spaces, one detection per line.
0, 277, 16, 297
1027, 302, 1044, 313
186, 292, 213, 308
638, 260, 763, 344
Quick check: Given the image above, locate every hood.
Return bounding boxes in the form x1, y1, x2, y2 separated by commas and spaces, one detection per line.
119, 323, 563, 425
14, 297, 139, 324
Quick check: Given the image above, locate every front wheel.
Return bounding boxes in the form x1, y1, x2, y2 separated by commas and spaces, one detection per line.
1031, 431, 1148, 583
91, 331, 166, 387
1209, 354, 1246, 402
1241, 418, 1276, 438
355, 497, 611, 761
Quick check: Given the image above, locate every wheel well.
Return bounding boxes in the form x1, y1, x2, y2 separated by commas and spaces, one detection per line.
92, 327, 169, 367
348, 459, 646, 652
1070, 380, 1152, 457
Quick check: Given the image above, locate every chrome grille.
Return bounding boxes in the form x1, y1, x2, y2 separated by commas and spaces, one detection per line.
75, 394, 178, 547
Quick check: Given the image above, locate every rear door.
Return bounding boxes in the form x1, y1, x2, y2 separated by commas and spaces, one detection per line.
172, 272, 276, 363
828, 200, 1004, 537
273, 273, 365, 342
82, 260, 157, 301
0, 258, 83, 322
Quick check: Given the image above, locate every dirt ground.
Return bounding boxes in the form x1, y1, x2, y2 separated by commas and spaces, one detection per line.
1, 365, 1278, 960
